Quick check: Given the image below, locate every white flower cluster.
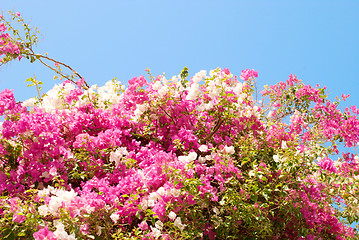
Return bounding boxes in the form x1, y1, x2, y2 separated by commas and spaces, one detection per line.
151, 220, 163, 239
167, 211, 186, 230
96, 79, 124, 108
53, 220, 76, 240
110, 212, 120, 223
38, 187, 77, 217
174, 216, 186, 231
150, 214, 185, 239
151, 75, 170, 98
37, 187, 91, 214
178, 151, 197, 164
223, 146, 235, 155
109, 147, 129, 167
186, 70, 206, 100
140, 187, 180, 210
41, 83, 74, 112
133, 103, 150, 121
23, 79, 126, 112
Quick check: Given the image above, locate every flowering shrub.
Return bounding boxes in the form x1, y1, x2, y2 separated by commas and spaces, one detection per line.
1, 11, 359, 240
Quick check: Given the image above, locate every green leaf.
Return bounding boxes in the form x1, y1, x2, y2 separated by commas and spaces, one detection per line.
250, 194, 258, 202
180, 67, 189, 80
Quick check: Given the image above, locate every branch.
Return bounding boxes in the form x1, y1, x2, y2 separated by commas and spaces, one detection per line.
28, 51, 89, 89
201, 118, 224, 144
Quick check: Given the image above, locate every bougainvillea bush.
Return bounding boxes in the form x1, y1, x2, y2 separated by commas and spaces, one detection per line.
1, 11, 359, 240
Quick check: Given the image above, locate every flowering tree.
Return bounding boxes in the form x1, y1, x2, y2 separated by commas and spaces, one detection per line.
1, 11, 359, 240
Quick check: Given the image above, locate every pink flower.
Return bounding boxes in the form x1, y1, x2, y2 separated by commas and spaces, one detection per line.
33, 226, 56, 240
16, 12, 20, 16
317, 157, 337, 173
240, 69, 258, 81
341, 94, 350, 101
222, 68, 230, 75
138, 220, 149, 231
13, 214, 26, 223
0, 23, 7, 32
0, 89, 16, 115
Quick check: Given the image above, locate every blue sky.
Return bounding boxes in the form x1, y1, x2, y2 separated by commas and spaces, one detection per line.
0, 0, 358, 110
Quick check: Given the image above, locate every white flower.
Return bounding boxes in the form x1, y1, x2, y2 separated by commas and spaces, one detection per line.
158, 85, 168, 97
140, 199, 148, 210
110, 213, 120, 223
198, 156, 206, 164
152, 81, 162, 90
186, 83, 200, 100
41, 171, 50, 179
192, 70, 207, 83
22, 97, 36, 107
37, 188, 51, 198
199, 145, 208, 152
178, 152, 197, 164
168, 211, 177, 220
109, 147, 129, 167
53, 221, 76, 240
148, 192, 160, 201
48, 196, 62, 214
205, 155, 212, 161
174, 217, 186, 231
233, 82, 243, 95
38, 205, 49, 216
224, 146, 235, 154
82, 204, 95, 214
151, 226, 161, 239
213, 207, 220, 215
157, 187, 167, 196
155, 220, 163, 230
178, 155, 188, 162
188, 152, 197, 161
281, 141, 287, 149
273, 155, 280, 162
55, 189, 77, 202
147, 199, 155, 207
170, 188, 181, 198
95, 225, 104, 236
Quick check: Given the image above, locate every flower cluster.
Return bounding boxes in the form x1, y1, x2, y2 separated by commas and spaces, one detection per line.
0, 15, 23, 64
1, 11, 359, 240
0, 66, 359, 240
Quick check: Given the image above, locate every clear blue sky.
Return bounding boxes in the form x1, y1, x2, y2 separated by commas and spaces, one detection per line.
0, 0, 358, 110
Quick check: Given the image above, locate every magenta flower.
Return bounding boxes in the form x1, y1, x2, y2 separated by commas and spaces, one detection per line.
12, 214, 26, 223
33, 226, 56, 240
240, 69, 258, 81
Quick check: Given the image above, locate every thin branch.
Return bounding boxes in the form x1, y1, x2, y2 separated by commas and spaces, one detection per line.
201, 118, 224, 144
159, 105, 177, 125
28, 51, 89, 89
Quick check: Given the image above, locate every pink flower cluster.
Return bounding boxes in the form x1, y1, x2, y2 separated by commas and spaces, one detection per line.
0, 68, 358, 239
240, 69, 258, 81
0, 22, 22, 63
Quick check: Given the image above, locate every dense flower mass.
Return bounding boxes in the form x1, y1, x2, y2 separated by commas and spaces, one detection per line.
0, 67, 359, 240
1, 11, 359, 240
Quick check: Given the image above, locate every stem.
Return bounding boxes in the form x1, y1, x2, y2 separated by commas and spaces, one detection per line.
28, 51, 89, 89
201, 118, 224, 144
159, 105, 177, 125
33, 75, 42, 101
